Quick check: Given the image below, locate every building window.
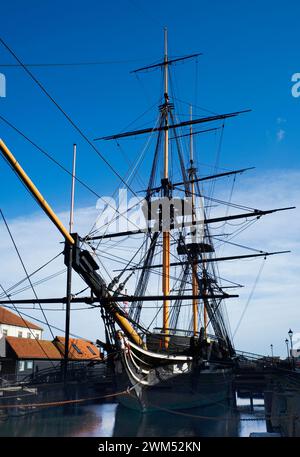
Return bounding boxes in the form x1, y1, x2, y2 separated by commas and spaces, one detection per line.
18, 331, 23, 338
26, 361, 33, 370
35, 334, 39, 340
87, 345, 97, 356
2, 329, 7, 336
27, 333, 31, 339
71, 343, 83, 354
18, 361, 25, 372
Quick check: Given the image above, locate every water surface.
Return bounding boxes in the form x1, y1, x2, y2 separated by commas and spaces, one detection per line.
0, 397, 266, 437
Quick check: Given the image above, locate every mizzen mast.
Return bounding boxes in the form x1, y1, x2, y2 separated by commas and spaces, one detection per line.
162, 27, 170, 348
188, 106, 199, 336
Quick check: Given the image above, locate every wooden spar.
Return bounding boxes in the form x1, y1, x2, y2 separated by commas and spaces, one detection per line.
163, 27, 170, 348
130, 52, 203, 74
137, 167, 255, 195
0, 139, 144, 347
95, 110, 251, 141
112, 251, 291, 272
189, 106, 198, 336
0, 293, 239, 305
172, 167, 255, 187
0, 139, 75, 246
87, 206, 295, 241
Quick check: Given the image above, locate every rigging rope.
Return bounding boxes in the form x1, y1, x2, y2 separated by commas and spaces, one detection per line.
0, 284, 56, 368
0, 251, 63, 298
233, 258, 266, 339
2, 269, 66, 299
86, 113, 162, 242
0, 37, 137, 197
0, 114, 142, 236
0, 209, 54, 339
0, 385, 133, 410
0, 58, 146, 67
2, 307, 97, 340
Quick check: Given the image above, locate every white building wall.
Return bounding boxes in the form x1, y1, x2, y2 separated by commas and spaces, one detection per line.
0, 335, 5, 357
0, 323, 42, 340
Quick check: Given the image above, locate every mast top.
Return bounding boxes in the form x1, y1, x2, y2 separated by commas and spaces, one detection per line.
164, 27, 169, 102
130, 28, 201, 75
164, 27, 168, 61
189, 105, 194, 164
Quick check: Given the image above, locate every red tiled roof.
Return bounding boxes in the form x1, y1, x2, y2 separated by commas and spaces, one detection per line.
0, 307, 42, 331
54, 336, 101, 360
6, 336, 61, 360
5, 335, 101, 361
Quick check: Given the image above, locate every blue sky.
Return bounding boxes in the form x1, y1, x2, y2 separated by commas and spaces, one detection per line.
0, 1, 299, 355
0, 0, 300, 218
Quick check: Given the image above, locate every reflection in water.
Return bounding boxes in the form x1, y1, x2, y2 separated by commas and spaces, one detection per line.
113, 402, 238, 437
0, 403, 117, 437
237, 398, 267, 437
0, 398, 267, 437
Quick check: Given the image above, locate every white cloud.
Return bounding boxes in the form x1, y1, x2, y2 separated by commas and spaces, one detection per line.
0, 169, 299, 357
276, 117, 286, 125
213, 169, 300, 356
276, 128, 286, 142
275, 118, 287, 142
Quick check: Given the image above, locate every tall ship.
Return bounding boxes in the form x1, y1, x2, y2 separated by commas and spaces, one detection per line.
0, 30, 293, 412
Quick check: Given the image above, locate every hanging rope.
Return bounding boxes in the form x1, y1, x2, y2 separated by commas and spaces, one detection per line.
233, 258, 266, 339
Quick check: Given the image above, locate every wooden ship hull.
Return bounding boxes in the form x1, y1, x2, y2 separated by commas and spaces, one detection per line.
114, 335, 233, 412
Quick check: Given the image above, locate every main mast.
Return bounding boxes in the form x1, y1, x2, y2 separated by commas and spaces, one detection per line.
189, 107, 198, 335
162, 27, 170, 348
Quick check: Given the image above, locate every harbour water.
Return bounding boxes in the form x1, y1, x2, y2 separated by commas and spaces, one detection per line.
0, 397, 267, 437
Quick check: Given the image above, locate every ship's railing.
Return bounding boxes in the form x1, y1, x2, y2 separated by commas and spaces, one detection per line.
152, 327, 219, 341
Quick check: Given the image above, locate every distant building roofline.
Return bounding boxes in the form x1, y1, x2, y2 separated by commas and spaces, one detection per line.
0, 306, 43, 331
5, 335, 102, 361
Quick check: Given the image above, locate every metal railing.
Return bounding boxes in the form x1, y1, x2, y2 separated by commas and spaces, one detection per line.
0, 374, 21, 387
23, 363, 108, 385
0, 363, 109, 387
235, 349, 289, 370
235, 350, 267, 361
